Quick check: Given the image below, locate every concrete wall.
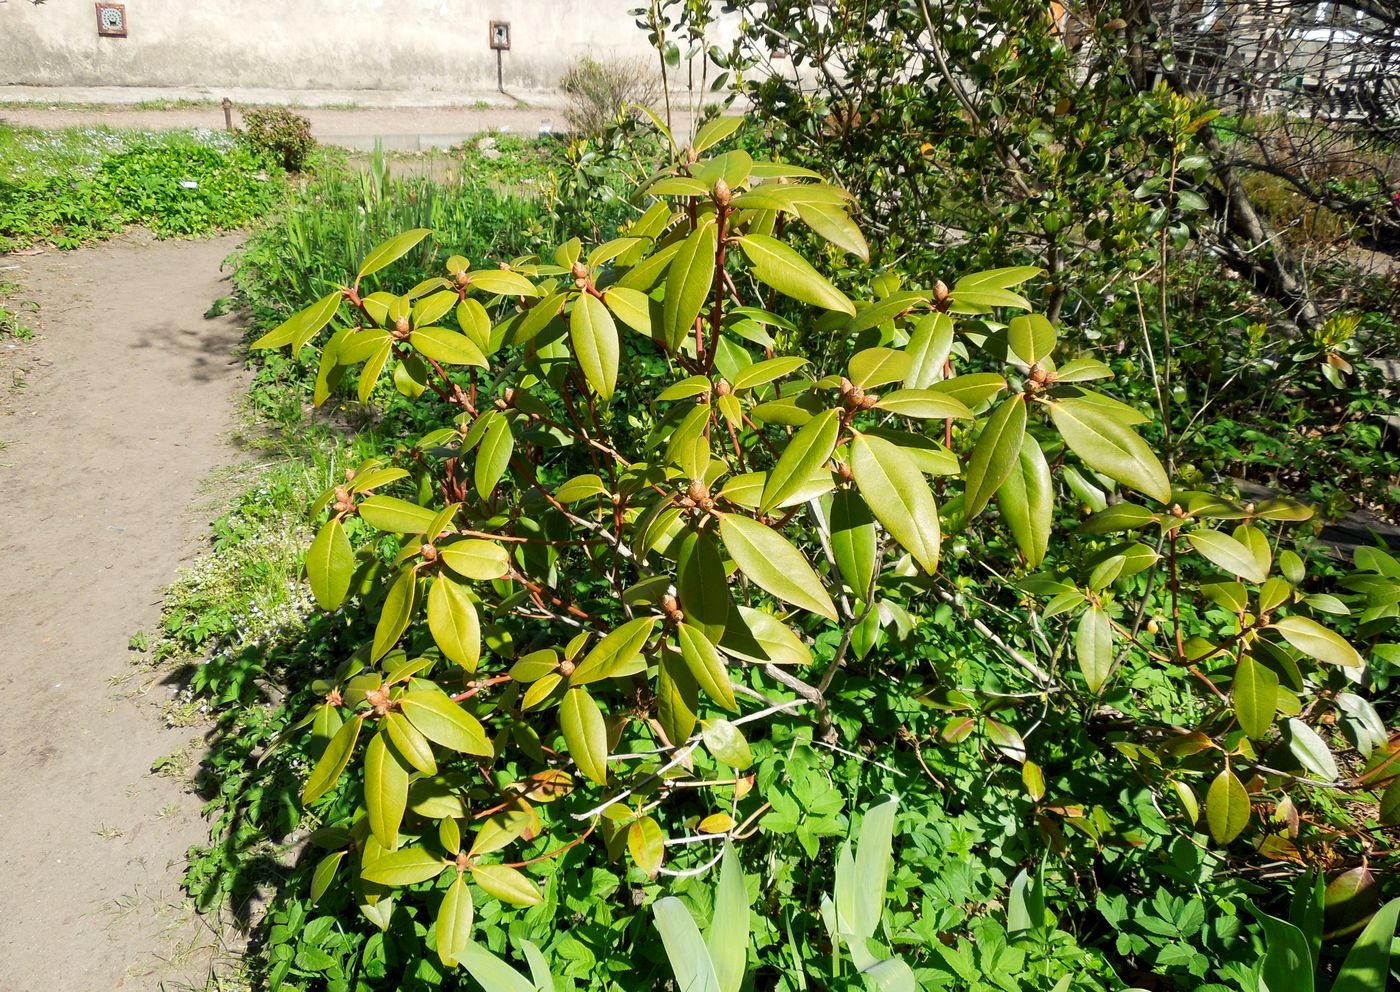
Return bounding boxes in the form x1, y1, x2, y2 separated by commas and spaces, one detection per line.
0, 0, 729, 94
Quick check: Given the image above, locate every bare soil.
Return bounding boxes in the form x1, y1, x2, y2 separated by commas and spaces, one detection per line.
0, 233, 246, 991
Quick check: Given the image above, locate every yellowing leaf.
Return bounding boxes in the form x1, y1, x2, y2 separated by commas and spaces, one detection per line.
560, 687, 609, 785
1205, 767, 1251, 844
471, 864, 544, 906
628, 815, 665, 878
427, 575, 481, 672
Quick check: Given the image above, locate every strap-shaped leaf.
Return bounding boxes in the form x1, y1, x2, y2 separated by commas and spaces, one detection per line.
654, 897, 723, 992
1205, 766, 1250, 843
996, 433, 1052, 568
760, 407, 839, 514
456, 940, 537, 991
796, 200, 869, 260
359, 495, 436, 534
964, 396, 1027, 519
570, 292, 620, 400
475, 414, 514, 499
1273, 615, 1362, 668
904, 311, 955, 389
358, 338, 394, 404
428, 575, 481, 672
560, 687, 609, 785
737, 234, 855, 315
362, 845, 449, 887
365, 731, 410, 850
830, 489, 877, 600
730, 356, 808, 391
1233, 654, 1278, 739
359, 229, 431, 280
693, 115, 743, 153
677, 622, 738, 711
718, 607, 813, 667
954, 265, 1044, 290
707, 843, 751, 992
571, 616, 657, 684
310, 851, 345, 904
384, 710, 436, 775
400, 691, 492, 756
1187, 529, 1269, 583
1332, 897, 1400, 992
1075, 606, 1113, 693
657, 645, 700, 745
372, 569, 417, 661
1048, 396, 1170, 503
850, 432, 940, 573
302, 713, 361, 804
307, 517, 354, 610
435, 873, 475, 967
664, 221, 717, 351
718, 513, 837, 621
873, 389, 971, 420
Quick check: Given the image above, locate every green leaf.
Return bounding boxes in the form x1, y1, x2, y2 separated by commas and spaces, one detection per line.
435, 873, 475, 967
996, 433, 1052, 568
664, 221, 717, 351
760, 408, 839, 514
372, 570, 417, 662
359, 229, 431, 280
439, 539, 511, 580
701, 718, 753, 769
475, 414, 514, 499
738, 234, 855, 315
428, 575, 481, 672
1075, 606, 1113, 693
873, 389, 971, 420
307, 517, 354, 610
954, 266, 1044, 291
730, 356, 808, 391
310, 850, 345, 904
1007, 313, 1057, 366
365, 731, 410, 850
677, 622, 738, 711
830, 489, 877, 599
604, 286, 655, 338
358, 338, 394, 404
657, 645, 699, 745
384, 711, 436, 775
360, 495, 438, 534
560, 687, 609, 785
1233, 654, 1278, 740
412, 326, 488, 367
1287, 719, 1339, 781
850, 432, 940, 573
471, 865, 544, 907
571, 617, 657, 685
654, 897, 723, 992
628, 815, 665, 878
708, 843, 751, 992
362, 846, 448, 887
719, 607, 812, 667
467, 269, 539, 297
849, 347, 910, 389
851, 798, 898, 940
964, 396, 1027, 519
1205, 767, 1250, 844
570, 293, 620, 400
400, 692, 492, 756
796, 201, 869, 260
1048, 396, 1170, 503
677, 529, 731, 642
513, 291, 566, 344
693, 115, 743, 153
904, 312, 955, 389
1187, 529, 1270, 583
1274, 616, 1363, 668
1332, 897, 1400, 992
456, 941, 538, 992
303, 714, 362, 804
718, 514, 837, 621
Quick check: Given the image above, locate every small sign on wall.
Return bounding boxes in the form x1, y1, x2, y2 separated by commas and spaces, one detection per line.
96, 3, 127, 37
489, 21, 511, 51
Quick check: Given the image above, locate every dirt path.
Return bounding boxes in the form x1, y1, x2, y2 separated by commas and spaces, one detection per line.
0, 233, 246, 991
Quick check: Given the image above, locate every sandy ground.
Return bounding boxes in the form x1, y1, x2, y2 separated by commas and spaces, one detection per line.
0, 233, 246, 991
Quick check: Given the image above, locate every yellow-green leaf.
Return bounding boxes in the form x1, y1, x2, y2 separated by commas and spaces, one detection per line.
677, 622, 737, 711
428, 575, 481, 672
760, 408, 839, 514
1049, 396, 1170, 503
411, 326, 488, 367
964, 396, 1027, 519
570, 292, 619, 400
360, 495, 437, 534
996, 433, 1052, 568
302, 714, 362, 804
475, 415, 514, 499
560, 687, 609, 785
664, 221, 717, 351
628, 815, 665, 878
571, 616, 656, 685
471, 864, 544, 907
1233, 654, 1278, 739
435, 873, 475, 967
1205, 767, 1251, 844
307, 517, 354, 610
400, 691, 492, 756
1075, 606, 1113, 693
850, 432, 940, 573
365, 731, 411, 850
718, 513, 837, 621
439, 539, 511, 581
359, 229, 431, 280
738, 234, 855, 314
1273, 615, 1363, 668
372, 569, 417, 662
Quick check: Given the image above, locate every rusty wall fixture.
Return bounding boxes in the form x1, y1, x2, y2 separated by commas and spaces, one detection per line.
95, 2, 126, 37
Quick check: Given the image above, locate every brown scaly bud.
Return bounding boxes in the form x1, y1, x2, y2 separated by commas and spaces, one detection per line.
933, 280, 950, 308
453, 270, 471, 289
455, 851, 471, 871
687, 478, 709, 503
859, 392, 879, 410
499, 261, 511, 271
571, 261, 588, 290
332, 485, 354, 515
420, 543, 438, 563
685, 144, 699, 164
501, 387, 516, 408
660, 593, 684, 624
1244, 502, 1256, 515
714, 379, 731, 397
392, 314, 411, 339
1170, 503, 1187, 518
837, 461, 854, 481
325, 688, 344, 707
713, 177, 732, 207
558, 658, 576, 677
366, 685, 394, 718
345, 468, 356, 482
